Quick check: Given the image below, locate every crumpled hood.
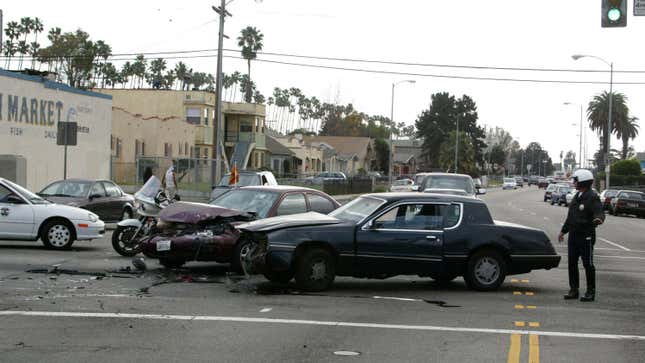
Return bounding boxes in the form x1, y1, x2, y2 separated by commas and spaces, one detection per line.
237, 211, 341, 232
159, 201, 255, 224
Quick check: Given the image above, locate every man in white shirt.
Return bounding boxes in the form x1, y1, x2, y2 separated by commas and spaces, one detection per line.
162, 162, 177, 200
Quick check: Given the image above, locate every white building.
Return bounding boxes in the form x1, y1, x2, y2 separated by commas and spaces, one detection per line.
0, 69, 112, 190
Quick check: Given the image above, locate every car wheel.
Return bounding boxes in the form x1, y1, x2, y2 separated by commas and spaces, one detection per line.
543, 196, 547, 202
231, 239, 253, 274
294, 248, 335, 292
111, 225, 141, 257
120, 208, 133, 221
159, 258, 185, 269
465, 249, 507, 291
550, 199, 555, 205
41, 219, 75, 250
263, 270, 294, 283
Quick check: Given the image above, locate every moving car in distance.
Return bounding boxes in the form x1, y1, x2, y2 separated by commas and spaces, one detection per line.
514, 176, 524, 188
240, 192, 560, 292
599, 189, 619, 211
543, 183, 557, 201
0, 178, 104, 250
389, 178, 417, 192
417, 172, 485, 197
210, 171, 277, 201
609, 190, 645, 218
550, 185, 573, 206
38, 179, 134, 222
502, 178, 517, 190
537, 177, 549, 189
528, 175, 540, 186
142, 186, 340, 269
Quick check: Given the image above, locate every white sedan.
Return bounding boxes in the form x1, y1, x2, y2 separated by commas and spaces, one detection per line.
502, 178, 518, 190
0, 178, 105, 249
389, 178, 417, 192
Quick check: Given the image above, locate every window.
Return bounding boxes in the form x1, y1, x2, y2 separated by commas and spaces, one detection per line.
277, 193, 308, 216
273, 159, 280, 172
103, 182, 121, 197
116, 138, 122, 158
308, 194, 336, 214
135, 139, 145, 157
195, 147, 200, 159
164, 143, 173, 157
372, 203, 460, 231
240, 121, 253, 132
186, 108, 201, 124
185, 143, 189, 156
0, 185, 15, 203
211, 189, 279, 219
90, 183, 106, 197
110, 135, 115, 151
203, 108, 209, 125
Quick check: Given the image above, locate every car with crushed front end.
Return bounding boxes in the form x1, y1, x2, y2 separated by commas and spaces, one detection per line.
239, 192, 560, 292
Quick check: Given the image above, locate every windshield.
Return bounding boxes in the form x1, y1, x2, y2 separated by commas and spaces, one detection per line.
210, 189, 279, 218
218, 174, 261, 187
329, 196, 384, 223
423, 175, 474, 194
393, 179, 412, 186
6, 179, 48, 204
546, 185, 557, 191
620, 192, 644, 200
40, 180, 92, 198
504, 178, 515, 183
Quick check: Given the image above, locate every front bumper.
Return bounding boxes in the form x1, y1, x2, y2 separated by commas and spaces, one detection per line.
141, 231, 239, 262
74, 220, 105, 240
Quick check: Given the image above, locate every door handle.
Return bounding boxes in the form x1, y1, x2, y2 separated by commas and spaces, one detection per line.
426, 235, 437, 240
1, 208, 9, 217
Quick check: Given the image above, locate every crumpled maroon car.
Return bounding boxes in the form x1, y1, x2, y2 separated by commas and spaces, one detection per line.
140, 201, 256, 269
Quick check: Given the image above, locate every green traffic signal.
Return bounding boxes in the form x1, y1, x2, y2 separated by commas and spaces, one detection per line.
607, 8, 622, 22
601, 0, 627, 27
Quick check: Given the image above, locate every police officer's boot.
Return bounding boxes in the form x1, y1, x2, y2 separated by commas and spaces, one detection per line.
563, 289, 579, 300
580, 289, 595, 302
580, 266, 596, 302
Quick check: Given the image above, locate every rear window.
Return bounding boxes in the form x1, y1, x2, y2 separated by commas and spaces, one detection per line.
619, 192, 644, 200
423, 175, 474, 194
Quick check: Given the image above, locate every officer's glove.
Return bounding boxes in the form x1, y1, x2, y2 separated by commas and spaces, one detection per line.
593, 218, 603, 226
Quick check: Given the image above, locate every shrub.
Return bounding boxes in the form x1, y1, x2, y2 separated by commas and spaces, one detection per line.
611, 159, 642, 176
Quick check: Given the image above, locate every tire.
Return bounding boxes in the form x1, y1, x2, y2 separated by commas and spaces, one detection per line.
543, 196, 547, 202
111, 225, 141, 257
294, 248, 335, 292
263, 270, 294, 283
550, 198, 555, 205
159, 258, 185, 269
231, 239, 252, 274
465, 249, 507, 291
41, 219, 75, 250
120, 207, 133, 221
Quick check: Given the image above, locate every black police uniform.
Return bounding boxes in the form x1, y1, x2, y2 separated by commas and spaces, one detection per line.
561, 189, 604, 297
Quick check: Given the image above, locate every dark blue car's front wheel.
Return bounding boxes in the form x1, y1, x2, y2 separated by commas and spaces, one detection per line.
465, 249, 507, 291
294, 248, 335, 292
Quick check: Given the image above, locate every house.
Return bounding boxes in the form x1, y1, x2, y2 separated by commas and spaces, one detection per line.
393, 139, 425, 176
266, 135, 296, 177
274, 134, 325, 176
304, 136, 376, 176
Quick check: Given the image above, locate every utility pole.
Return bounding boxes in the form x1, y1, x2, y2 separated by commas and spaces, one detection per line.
454, 113, 459, 174
211, 1, 231, 190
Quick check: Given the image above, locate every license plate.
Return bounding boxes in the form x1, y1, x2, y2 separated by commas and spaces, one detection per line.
156, 240, 171, 251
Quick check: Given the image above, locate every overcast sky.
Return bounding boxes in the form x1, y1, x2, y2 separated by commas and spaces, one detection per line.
3, 0, 645, 164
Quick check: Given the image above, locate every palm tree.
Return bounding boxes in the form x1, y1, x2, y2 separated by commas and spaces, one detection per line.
616, 117, 639, 159
17, 17, 34, 69
132, 54, 147, 88
237, 26, 264, 102
163, 70, 176, 90
4, 21, 20, 69
230, 71, 241, 101
174, 62, 188, 90
30, 17, 44, 69
587, 91, 630, 169
121, 62, 133, 88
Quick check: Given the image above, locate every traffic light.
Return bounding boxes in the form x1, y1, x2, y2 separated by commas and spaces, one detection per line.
602, 0, 627, 27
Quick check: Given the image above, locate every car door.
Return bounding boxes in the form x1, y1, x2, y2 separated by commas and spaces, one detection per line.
276, 193, 308, 216
85, 182, 109, 219
0, 184, 35, 239
355, 202, 446, 275
102, 181, 123, 221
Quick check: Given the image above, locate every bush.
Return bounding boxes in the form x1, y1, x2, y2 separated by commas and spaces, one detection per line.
611, 159, 642, 176
373, 185, 387, 193
597, 173, 645, 188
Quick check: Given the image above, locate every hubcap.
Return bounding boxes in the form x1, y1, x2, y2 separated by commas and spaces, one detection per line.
118, 227, 139, 250
48, 225, 70, 247
474, 257, 500, 285
310, 260, 327, 281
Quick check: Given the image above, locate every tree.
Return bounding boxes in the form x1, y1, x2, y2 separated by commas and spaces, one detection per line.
616, 117, 639, 159
564, 150, 577, 170
131, 54, 147, 88
191, 71, 208, 90
237, 26, 264, 102
3, 21, 20, 69
120, 62, 133, 88
524, 142, 554, 176
101, 62, 119, 88
30, 17, 44, 69
238, 74, 256, 102
587, 91, 630, 171
16, 17, 34, 69
163, 70, 176, 90
253, 90, 266, 104
146, 58, 167, 89
438, 131, 476, 174
611, 159, 641, 176
374, 138, 390, 174
174, 62, 188, 90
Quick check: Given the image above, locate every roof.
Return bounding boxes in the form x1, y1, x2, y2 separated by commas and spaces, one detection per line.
393, 139, 423, 148
393, 152, 415, 164
266, 136, 295, 156
362, 192, 483, 205
238, 185, 327, 193
414, 172, 472, 179
0, 69, 112, 100
304, 136, 373, 160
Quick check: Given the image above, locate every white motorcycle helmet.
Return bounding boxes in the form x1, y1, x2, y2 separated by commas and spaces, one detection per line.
572, 169, 594, 189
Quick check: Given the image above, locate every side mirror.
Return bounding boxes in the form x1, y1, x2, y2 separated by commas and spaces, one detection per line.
89, 193, 103, 200
411, 185, 420, 192
363, 220, 374, 230
6, 195, 25, 204
477, 188, 487, 195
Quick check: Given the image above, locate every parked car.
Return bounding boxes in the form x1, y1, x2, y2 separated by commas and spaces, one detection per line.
240, 192, 560, 292
502, 178, 517, 190
514, 176, 524, 188
38, 179, 134, 222
528, 175, 540, 186
537, 177, 549, 189
389, 178, 417, 192
306, 172, 348, 185
417, 173, 485, 197
210, 171, 278, 201
599, 189, 619, 210
543, 183, 557, 201
550, 185, 573, 206
141, 186, 341, 269
609, 190, 645, 218
0, 178, 105, 249
565, 188, 598, 207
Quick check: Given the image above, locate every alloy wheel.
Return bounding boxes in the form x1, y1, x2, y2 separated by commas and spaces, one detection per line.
48, 225, 71, 248
474, 257, 500, 286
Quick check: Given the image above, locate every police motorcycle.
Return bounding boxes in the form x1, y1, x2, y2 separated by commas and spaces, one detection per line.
111, 176, 176, 256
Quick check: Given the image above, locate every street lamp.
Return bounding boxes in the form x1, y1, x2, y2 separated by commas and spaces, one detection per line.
572, 54, 613, 188
389, 80, 415, 186
563, 102, 584, 169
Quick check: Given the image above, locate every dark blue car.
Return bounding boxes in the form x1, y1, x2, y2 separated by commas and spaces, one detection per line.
240, 193, 560, 292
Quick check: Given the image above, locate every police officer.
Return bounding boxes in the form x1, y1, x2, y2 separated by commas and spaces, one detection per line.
558, 169, 605, 302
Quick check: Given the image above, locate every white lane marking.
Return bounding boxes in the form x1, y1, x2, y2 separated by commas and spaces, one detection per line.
373, 296, 421, 302
559, 254, 645, 260
556, 246, 621, 251
519, 209, 525, 212
543, 217, 549, 220
598, 237, 631, 251
260, 308, 272, 313
1, 311, 644, 341
530, 212, 537, 216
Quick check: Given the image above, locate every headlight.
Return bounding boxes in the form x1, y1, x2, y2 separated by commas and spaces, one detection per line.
88, 213, 98, 222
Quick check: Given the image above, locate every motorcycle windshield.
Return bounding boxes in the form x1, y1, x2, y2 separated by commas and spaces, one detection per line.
135, 176, 161, 204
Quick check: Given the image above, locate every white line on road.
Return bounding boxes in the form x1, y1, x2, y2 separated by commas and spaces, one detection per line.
598, 237, 631, 251
530, 212, 537, 216
1, 310, 644, 341
260, 308, 272, 313
560, 254, 645, 260
373, 296, 422, 302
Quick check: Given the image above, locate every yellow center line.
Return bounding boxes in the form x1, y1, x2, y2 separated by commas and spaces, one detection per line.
511, 278, 519, 283
507, 334, 522, 363
513, 291, 523, 295
527, 305, 537, 310
529, 322, 540, 328
521, 279, 530, 283
514, 304, 525, 309
529, 334, 540, 363
525, 292, 535, 296
514, 321, 526, 327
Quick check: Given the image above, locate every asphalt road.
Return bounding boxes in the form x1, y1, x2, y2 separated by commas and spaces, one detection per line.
1, 187, 644, 362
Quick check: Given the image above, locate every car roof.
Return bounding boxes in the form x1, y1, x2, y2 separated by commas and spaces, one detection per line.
415, 172, 472, 178
362, 192, 482, 204
238, 185, 325, 193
